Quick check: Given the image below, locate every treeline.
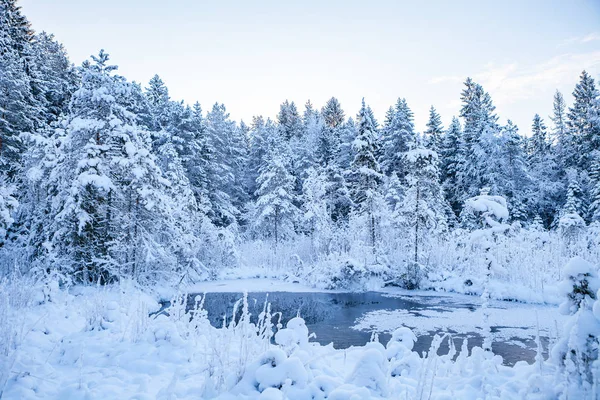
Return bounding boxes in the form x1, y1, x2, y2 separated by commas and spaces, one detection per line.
1, 1, 599, 284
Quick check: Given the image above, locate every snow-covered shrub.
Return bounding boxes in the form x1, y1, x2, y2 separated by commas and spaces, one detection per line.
347, 348, 388, 396
552, 256, 600, 398
0, 179, 18, 244
559, 212, 586, 249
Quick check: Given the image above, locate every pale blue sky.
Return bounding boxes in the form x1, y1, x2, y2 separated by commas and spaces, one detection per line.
21, 0, 600, 134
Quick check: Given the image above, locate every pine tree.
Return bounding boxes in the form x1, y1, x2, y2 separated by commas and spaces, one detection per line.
380, 98, 416, 180
247, 116, 278, 201
589, 151, 600, 222
0, 0, 40, 180
550, 90, 572, 169
277, 100, 302, 141
252, 148, 298, 246
301, 167, 332, 251
321, 97, 345, 129
568, 70, 599, 170
203, 103, 247, 227
529, 114, 549, 160
0, 176, 17, 243
424, 106, 444, 153
337, 117, 357, 172
46, 51, 190, 282
498, 121, 530, 223
347, 99, 383, 251
395, 147, 448, 280
440, 116, 464, 215
29, 32, 79, 124
562, 169, 587, 219
528, 114, 562, 227
458, 78, 499, 202
145, 74, 171, 132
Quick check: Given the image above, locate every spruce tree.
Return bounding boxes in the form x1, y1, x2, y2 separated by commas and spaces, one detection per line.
46, 51, 190, 282
380, 98, 416, 180
424, 105, 444, 153
347, 99, 383, 250
395, 147, 448, 278
252, 148, 298, 246
567, 70, 599, 170
458, 78, 499, 201
321, 97, 345, 129
277, 100, 302, 141
145, 74, 171, 132
550, 90, 572, 170
589, 151, 600, 222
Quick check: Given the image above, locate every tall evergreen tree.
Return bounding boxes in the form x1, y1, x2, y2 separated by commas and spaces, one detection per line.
252, 148, 298, 246
204, 103, 242, 227
145, 74, 171, 132
424, 105, 444, 153
380, 98, 416, 180
41, 51, 194, 282
321, 97, 345, 129
550, 90, 572, 169
440, 116, 464, 215
589, 151, 600, 223
457, 78, 499, 201
567, 70, 599, 170
347, 99, 383, 250
277, 100, 302, 141
395, 147, 447, 283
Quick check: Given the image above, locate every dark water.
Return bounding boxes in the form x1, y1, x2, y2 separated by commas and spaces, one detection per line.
166, 291, 546, 366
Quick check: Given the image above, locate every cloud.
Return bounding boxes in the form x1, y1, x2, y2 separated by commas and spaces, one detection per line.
478, 52, 600, 107
429, 50, 600, 108
558, 32, 600, 47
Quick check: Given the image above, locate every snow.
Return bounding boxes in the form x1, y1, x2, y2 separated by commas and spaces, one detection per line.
465, 194, 509, 222
0, 282, 573, 400
174, 278, 340, 296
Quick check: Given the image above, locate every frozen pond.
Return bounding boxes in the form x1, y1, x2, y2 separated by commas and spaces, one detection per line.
176, 290, 565, 366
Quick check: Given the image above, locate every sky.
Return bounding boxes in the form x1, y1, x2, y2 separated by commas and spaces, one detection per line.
20, 0, 600, 135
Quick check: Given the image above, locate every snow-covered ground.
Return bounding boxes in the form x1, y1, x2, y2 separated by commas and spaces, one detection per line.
0, 279, 580, 400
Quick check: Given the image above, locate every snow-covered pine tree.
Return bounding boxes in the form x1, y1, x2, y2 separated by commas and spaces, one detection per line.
424, 106, 444, 153
550, 90, 573, 172
252, 145, 299, 246
527, 114, 562, 227
588, 151, 600, 223
458, 78, 500, 202
0, 0, 40, 180
204, 103, 242, 227
440, 116, 464, 215
562, 168, 587, 220
322, 97, 345, 129
145, 74, 171, 132
568, 70, 599, 171
380, 98, 416, 181
552, 257, 600, 398
43, 51, 193, 283
529, 114, 549, 158
302, 167, 332, 253
337, 117, 357, 172
497, 121, 531, 223
394, 147, 448, 288
0, 176, 17, 244
347, 98, 383, 251
277, 100, 302, 141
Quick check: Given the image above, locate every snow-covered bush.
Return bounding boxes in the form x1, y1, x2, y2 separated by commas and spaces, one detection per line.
552, 256, 600, 398
0, 179, 18, 244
